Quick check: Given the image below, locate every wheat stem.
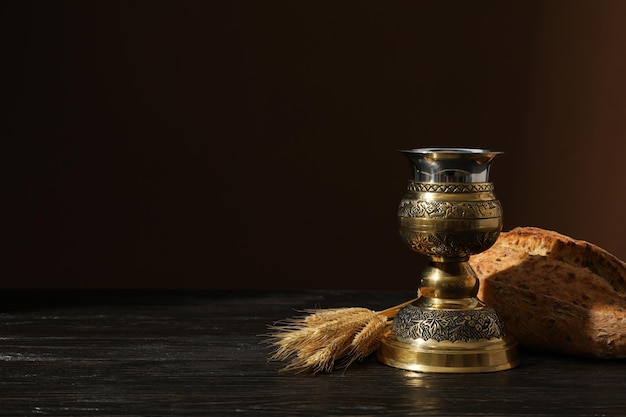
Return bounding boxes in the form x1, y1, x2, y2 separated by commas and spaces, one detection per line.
265, 298, 416, 374
378, 298, 416, 318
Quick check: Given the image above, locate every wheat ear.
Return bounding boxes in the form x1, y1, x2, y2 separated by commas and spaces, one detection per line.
265, 299, 414, 374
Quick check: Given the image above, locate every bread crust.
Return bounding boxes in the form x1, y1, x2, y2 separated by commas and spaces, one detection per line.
470, 227, 626, 358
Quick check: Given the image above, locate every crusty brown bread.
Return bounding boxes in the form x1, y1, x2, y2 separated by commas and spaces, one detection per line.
470, 226, 626, 358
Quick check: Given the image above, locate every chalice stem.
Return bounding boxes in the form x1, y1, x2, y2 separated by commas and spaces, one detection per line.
416, 257, 482, 310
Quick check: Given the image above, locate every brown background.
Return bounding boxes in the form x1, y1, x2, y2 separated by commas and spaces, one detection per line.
6, 1, 626, 290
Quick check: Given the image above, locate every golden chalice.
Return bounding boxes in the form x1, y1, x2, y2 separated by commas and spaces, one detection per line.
377, 148, 521, 373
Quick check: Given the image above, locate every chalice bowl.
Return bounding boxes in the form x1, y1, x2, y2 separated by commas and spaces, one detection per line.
377, 148, 521, 372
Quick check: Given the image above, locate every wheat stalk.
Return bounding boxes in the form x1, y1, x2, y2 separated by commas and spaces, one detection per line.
265, 299, 414, 374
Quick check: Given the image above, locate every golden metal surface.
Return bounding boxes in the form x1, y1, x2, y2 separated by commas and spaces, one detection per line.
378, 149, 521, 373
377, 329, 521, 373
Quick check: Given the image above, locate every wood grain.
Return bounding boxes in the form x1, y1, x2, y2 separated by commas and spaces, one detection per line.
0, 290, 625, 416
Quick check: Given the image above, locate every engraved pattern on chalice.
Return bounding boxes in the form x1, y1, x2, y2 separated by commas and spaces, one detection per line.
377, 148, 521, 373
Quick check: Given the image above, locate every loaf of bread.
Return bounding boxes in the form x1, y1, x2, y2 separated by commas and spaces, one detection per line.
470, 227, 626, 358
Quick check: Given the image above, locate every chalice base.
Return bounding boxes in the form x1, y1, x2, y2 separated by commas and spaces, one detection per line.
377, 304, 521, 373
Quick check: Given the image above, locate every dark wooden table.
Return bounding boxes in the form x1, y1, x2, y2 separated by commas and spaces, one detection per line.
1, 290, 625, 416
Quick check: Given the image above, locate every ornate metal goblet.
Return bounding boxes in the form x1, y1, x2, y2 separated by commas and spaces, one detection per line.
377, 148, 521, 372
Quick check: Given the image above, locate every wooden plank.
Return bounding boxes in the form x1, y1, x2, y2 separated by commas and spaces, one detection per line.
0, 290, 625, 416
